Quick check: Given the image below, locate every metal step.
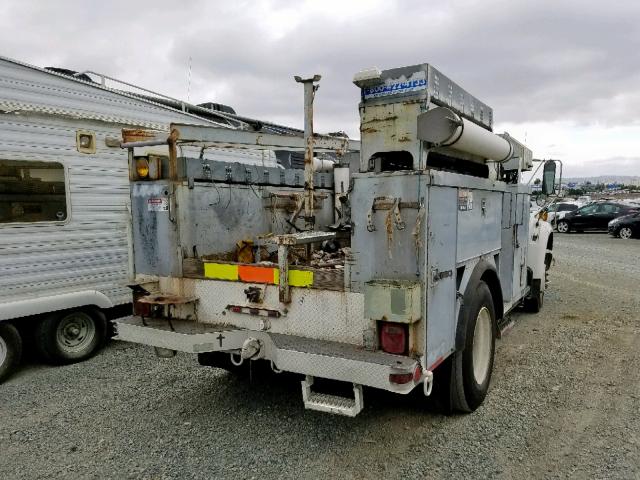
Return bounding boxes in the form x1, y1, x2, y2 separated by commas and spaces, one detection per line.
301, 376, 363, 417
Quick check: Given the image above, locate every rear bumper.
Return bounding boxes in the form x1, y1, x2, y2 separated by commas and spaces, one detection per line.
113, 316, 423, 393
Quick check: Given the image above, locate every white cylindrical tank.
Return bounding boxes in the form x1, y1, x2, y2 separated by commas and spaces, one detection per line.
333, 166, 350, 223
417, 107, 513, 162
313, 157, 334, 172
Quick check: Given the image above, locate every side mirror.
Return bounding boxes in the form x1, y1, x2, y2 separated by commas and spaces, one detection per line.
542, 161, 556, 195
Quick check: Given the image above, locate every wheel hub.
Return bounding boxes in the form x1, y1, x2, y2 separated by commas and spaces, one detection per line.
0, 336, 7, 366
620, 227, 632, 239
472, 307, 492, 385
56, 314, 95, 353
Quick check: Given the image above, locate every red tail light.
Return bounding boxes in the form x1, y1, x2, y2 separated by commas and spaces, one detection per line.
389, 365, 422, 385
380, 322, 408, 355
133, 294, 152, 317
389, 372, 413, 384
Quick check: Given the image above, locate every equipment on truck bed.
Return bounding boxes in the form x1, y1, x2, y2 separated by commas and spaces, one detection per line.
114, 63, 556, 416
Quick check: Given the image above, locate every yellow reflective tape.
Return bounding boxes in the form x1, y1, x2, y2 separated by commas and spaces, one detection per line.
288, 269, 314, 287
203, 263, 238, 280
273, 269, 313, 286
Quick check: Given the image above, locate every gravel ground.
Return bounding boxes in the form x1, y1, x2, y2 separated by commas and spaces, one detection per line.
1, 233, 639, 479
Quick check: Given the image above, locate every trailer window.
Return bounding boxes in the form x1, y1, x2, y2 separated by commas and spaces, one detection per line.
0, 160, 67, 223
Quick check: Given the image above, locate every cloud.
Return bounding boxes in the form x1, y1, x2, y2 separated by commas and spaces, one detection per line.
1, 0, 639, 174
562, 157, 640, 178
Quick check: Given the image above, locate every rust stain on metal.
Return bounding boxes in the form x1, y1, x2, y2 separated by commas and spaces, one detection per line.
361, 127, 378, 134
122, 128, 158, 143
137, 293, 196, 305
168, 128, 179, 180
168, 128, 179, 143
398, 135, 411, 142
385, 208, 394, 259
361, 115, 398, 126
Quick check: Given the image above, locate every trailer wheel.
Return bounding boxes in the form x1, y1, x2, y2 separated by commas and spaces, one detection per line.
448, 281, 496, 412
35, 309, 106, 364
0, 322, 22, 383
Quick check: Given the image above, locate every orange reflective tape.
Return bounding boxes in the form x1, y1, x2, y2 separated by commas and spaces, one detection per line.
238, 265, 276, 284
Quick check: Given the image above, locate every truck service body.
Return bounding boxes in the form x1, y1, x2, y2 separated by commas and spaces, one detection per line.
114, 63, 554, 416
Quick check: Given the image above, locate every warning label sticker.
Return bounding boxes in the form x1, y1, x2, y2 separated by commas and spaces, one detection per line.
147, 197, 168, 212
458, 190, 473, 211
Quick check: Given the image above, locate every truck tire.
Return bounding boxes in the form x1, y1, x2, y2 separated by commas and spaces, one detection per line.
523, 291, 544, 313
523, 279, 544, 313
448, 281, 497, 412
0, 322, 22, 383
34, 309, 106, 364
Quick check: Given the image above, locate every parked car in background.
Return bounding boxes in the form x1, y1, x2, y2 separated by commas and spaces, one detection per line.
543, 202, 580, 223
576, 195, 592, 205
556, 202, 639, 233
608, 212, 640, 239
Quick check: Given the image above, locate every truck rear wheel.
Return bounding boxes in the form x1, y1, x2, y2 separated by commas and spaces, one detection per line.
35, 309, 106, 364
446, 281, 496, 412
0, 322, 22, 383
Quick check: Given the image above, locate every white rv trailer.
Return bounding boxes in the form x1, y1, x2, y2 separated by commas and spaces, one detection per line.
0, 56, 291, 381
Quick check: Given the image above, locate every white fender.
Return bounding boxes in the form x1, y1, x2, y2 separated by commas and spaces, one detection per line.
527, 215, 553, 292
0, 290, 115, 322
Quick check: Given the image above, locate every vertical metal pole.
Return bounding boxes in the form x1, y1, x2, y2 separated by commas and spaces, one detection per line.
278, 244, 290, 303
168, 128, 179, 181
295, 75, 321, 231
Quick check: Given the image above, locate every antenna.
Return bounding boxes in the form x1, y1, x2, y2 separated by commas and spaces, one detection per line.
187, 56, 192, 103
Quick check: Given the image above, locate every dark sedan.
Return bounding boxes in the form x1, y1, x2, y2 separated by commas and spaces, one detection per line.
556, 202, 639, 233
608, 212, 640, 239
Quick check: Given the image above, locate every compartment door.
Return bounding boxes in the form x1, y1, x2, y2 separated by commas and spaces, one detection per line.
425, 186, 458, 369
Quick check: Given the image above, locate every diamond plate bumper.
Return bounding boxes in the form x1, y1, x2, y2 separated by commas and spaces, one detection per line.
114, 316, 420, 393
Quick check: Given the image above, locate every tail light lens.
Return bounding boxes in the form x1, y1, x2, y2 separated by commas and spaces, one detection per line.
389, 366, 422, 385
379, 322, 408, 355
389, 372, 413, 384
133, 293, 152, 316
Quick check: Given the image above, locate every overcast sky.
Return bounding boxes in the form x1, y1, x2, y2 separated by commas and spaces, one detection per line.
1, 0, 639, 177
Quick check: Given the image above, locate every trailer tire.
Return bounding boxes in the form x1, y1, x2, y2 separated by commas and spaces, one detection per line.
450, 281, 497, 412
35, 309, 106, 364
0, 322, 22, 383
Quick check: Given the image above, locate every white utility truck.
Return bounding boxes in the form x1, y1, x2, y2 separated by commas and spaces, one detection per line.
114, 63, 555, 416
